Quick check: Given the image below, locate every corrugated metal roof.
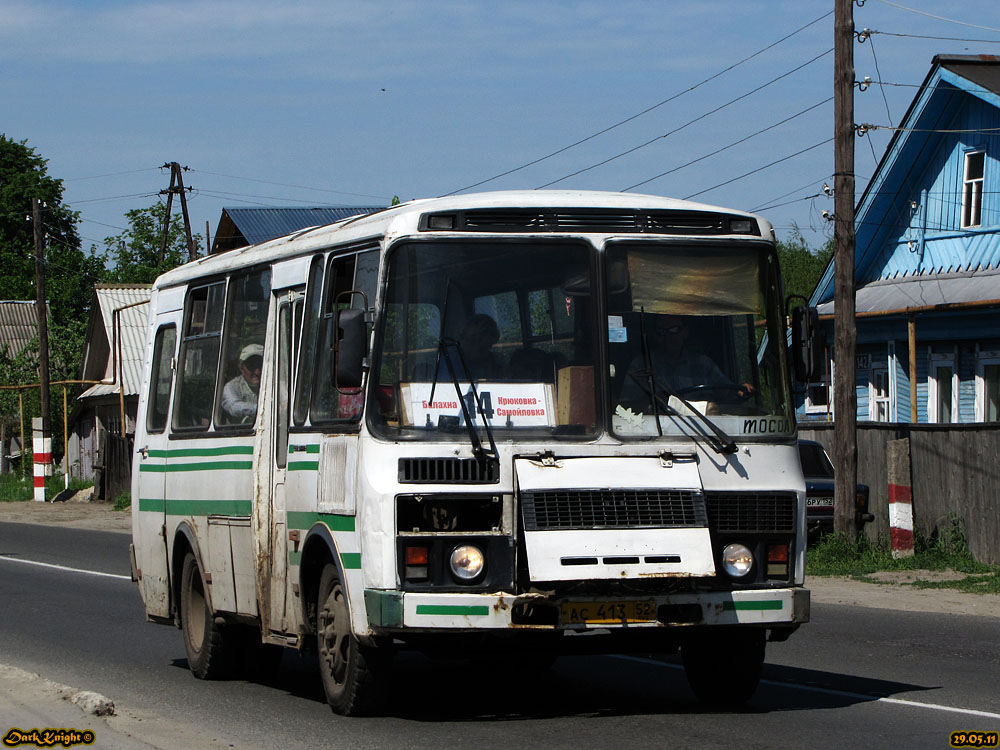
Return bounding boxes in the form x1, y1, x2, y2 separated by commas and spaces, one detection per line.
213, 206, 383, 254
817, 267, 1000, 315
78, 285, 151, 400
0, 301, 44, 357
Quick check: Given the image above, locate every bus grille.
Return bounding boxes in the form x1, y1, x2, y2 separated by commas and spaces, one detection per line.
520, 489, 707, 530
398, 457, 499, 484
704, 492, 796, 533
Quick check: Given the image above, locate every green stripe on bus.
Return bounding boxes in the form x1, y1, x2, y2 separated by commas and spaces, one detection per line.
147, 446, 254, 458
415, 605, 490, 617
287, 444, 320, 454
286, 512, 355, 532
286, 549, 359, 568
723, 600, 784, 611
138, 498, 252, 516
287, 461, 320, 472
139, 460, 253, 473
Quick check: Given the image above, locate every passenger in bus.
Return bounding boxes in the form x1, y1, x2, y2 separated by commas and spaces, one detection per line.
440, 313, 503, 381
221, 343, 263, 423
619, 315, 753, 406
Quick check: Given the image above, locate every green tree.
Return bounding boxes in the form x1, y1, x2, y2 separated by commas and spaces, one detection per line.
777, 225, 833, 307
98, 201, 200, 284
0, 135, 102, 330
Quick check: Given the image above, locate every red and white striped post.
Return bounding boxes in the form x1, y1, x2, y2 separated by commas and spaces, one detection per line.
887, 438, 914, 558
32, 417, 52, 502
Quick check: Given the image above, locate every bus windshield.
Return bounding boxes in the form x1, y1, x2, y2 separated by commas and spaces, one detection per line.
606, 241, 794, 439
371, 240, 599, 438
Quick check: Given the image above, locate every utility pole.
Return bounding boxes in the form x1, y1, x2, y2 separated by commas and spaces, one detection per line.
31, 198, 52, 443
159, 162, 197, 263
834, 0, 858, 537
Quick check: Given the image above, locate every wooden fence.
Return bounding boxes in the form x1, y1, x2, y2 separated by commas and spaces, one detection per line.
799, 423, 1000, 565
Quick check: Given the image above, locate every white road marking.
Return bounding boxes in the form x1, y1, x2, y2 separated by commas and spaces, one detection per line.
0, 554, 132, 581
615, 655, 1000, 720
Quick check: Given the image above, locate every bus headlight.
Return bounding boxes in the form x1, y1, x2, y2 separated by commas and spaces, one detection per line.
449, 545, 485, 582
721, 543, 754, 578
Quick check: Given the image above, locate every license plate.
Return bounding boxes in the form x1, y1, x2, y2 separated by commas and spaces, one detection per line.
806, 497, 833, 507
560, 600, 657, 625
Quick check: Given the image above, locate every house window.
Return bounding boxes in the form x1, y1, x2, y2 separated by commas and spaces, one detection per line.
976, 353, 1000, 422
962, 150, 985, 228
870, 367, 889, 422
929, 356, 958, 423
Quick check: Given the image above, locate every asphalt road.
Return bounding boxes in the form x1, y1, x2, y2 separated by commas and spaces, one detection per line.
1, 521, 998, 749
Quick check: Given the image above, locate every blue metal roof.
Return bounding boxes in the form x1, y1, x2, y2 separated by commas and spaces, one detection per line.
812, 55, 1000, 307
212, 206, 383, 253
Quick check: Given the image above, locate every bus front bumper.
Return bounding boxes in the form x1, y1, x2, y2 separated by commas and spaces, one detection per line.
364, 586, 810, 631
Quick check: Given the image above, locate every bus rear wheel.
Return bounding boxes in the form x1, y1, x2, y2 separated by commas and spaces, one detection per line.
681, 627, 765, 707
316, 565, 388, 716
180, 552, 235, 679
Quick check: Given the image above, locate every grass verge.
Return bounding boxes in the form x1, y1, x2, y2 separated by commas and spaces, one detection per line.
0, 473, 94, 502
807, 516, 1000, 595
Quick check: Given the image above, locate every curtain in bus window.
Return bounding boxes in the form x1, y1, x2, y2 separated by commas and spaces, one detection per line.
627, 248, 761, 316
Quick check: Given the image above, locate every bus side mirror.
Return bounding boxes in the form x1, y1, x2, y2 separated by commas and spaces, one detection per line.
791, 304, 820, 382
334, 307, 366, 390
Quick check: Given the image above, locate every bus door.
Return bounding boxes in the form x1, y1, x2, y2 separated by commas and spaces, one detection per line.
135, 318, 179, 619
260, 290, 301, 634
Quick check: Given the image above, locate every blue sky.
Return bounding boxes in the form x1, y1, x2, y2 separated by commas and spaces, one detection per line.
3, 0, 1000, 252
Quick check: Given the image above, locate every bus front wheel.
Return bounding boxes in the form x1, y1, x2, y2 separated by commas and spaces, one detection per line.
180, 552, 235, 679
681, 627, 765, 707
316, 565, 388, 716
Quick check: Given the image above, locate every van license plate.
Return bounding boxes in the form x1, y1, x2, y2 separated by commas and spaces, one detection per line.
806, 497, 833, 507
560, 600, 657, 625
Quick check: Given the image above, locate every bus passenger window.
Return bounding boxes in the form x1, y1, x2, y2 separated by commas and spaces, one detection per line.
215, 267, 271, 427
173, 282, 225, 430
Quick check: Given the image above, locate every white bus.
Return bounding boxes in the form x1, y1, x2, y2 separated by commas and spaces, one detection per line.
131, 190, 814, 715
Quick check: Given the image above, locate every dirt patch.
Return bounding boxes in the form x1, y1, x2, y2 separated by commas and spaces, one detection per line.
807, 572, 1000, 618
0, 499, 131, 533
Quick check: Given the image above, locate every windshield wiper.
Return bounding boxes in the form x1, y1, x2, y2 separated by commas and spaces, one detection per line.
626, 371, 738, 455
428, 338, 499, 468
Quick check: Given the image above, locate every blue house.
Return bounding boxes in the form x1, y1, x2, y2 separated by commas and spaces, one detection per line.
803, 54, 1000, 424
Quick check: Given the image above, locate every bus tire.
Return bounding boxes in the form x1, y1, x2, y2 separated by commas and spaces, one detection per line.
681, 627, 765, 707
180, 551, 235, 680
316, 564, 387, 716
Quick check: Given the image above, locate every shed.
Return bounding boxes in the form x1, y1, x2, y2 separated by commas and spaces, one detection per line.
67, 284, 152, 482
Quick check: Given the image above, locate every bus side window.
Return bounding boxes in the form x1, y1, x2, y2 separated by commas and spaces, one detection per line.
312, 253, 359, 422
146, 325, 176, 433
173, 282, 225, 430
214, 267, 272, 427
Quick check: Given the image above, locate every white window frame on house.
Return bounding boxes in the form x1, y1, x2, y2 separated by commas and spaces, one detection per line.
804, 357, 832, 416
928, 353, 959, 423
870, 365, 890, 422
962, 149, 985, 228
975, 349, 1000, 422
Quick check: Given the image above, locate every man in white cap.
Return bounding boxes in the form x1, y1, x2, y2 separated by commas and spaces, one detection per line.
222, 343, 263, 422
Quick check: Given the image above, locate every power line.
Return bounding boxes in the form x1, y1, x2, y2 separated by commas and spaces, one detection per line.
63, 167, 161, 182
443, 9, 834, 195
869, 0, 1000, 35
622, 97, 832, 192
867, 29, 1000, 44
191, 169, 391, 202
749, 174, 834, 213
683, 138, 834, 201
538, 46, 834, 189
